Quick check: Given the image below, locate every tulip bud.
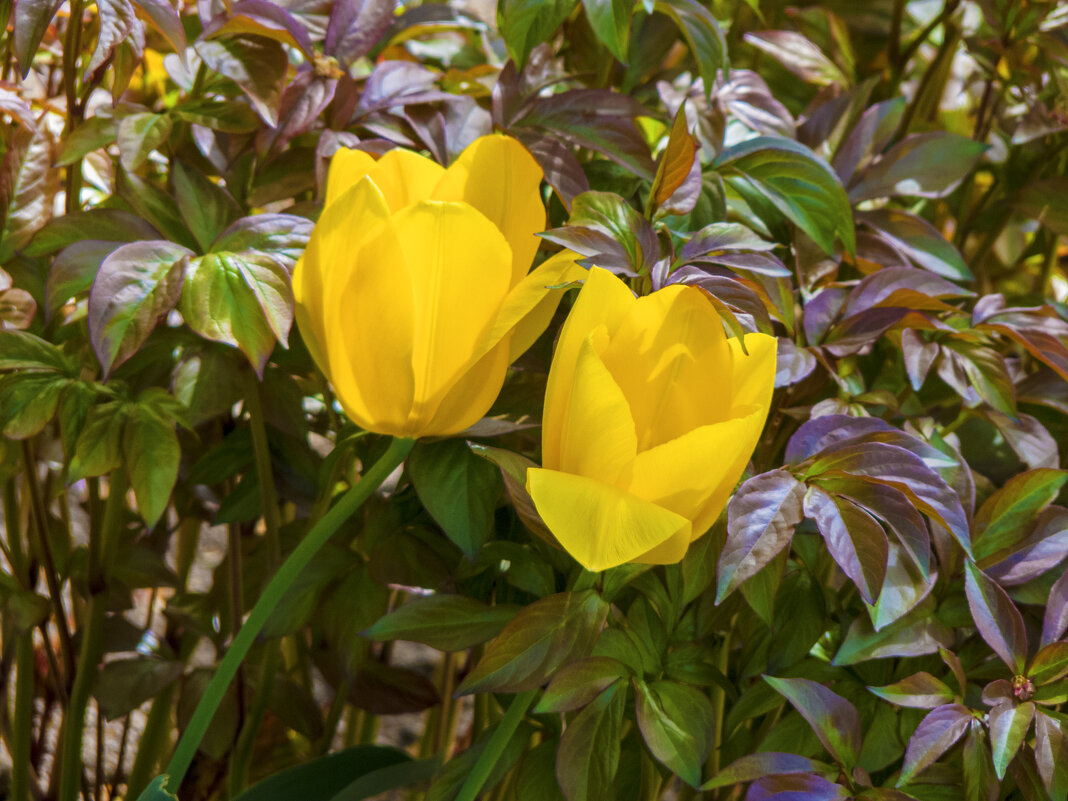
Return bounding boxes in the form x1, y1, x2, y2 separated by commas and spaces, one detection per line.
293, 135, 584, 438
527, 267, 777, 571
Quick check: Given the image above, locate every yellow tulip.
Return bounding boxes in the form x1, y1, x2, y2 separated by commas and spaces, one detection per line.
526, 267, 777, 571
293, 135, 584, 438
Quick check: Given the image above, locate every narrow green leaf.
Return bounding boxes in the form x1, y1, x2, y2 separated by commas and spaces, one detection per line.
363, 595, 518, 651
229, 745, 412, 801
989, 702, 1034, 780
581, 0, 633, 63
123, 405, 180, 528
633, 679, 713, 788
972, 469, 1068, 562
499, 0, 577, 68
764, 675, 862, 770
557, 682, 626, 801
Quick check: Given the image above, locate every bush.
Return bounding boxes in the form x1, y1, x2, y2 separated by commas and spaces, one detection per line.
2, 0, 1068, 800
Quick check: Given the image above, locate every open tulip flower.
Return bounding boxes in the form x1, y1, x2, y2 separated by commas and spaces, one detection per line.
526, 267, 777, 572
293, 135, 584, 438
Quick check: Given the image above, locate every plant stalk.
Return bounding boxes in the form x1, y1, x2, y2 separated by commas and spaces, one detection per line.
454, 690, 536, 801
145, 436, 416, 798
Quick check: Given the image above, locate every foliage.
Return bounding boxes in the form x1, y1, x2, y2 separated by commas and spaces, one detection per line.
2, 0, 1068, 800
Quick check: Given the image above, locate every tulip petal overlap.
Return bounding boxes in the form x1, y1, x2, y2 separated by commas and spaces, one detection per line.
294, 135, 585, 438
527, 267, 777, 572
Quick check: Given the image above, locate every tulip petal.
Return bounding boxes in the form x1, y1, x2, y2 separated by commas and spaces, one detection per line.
727, 333, 778, 413
420, 342, 512, 436
389, 200, 513, 424
553, 329, 637, 484
324, 148, 377, 207
629, 406, 769, 539
527, 468, 691, 572
543, 267, 635, 468
633, 526, 693, 565
600, 284, 732, 449
470, 251, 587, 363
433, 134, 545, 286
295, 177, 392, 371
327, 216, 416, 435
366, 148, 447, 212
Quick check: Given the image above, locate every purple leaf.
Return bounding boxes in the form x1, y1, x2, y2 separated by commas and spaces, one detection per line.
744, 31, 846, 86
981, 507, 1068, 586
717, 470, 805, 603
703, 754, 833, 790
195, 35, 288, 126
325, 0, 395, 66
833, 98, 905, 183
823, 307, 909, 356
678, 222, 778, 262
989, 701, 1034, 779
803, 441, 970, 555
849, 132, 988, 202
897, 704, 974, 786
901, 329, 939, 391
857, 208, 972, 281
1043, 569, 1068, 647
519, 132, 589, 210
133, 0, 187, 53
202, 0, 315, 55
986, 410, 1060, 471
775, 339, 818, 387
1034, 712, 1068, 800
355, 61, 453, 117
13, 0, 65, 76
842, 267, 972, 318
257, 71, 337, 157
763, 676, 862, 771
965, 562, 1028, 675
517, 90, 655, 179
803, 486, 888, 604
88, 241, 192, 375
785, 415, 894, 465
85, 0, 142, 78
801, 287, 847, 347
869, 672, 955, 709
816, 476, 930, 578
868, 543, 936, 630
745, 773, 849, 801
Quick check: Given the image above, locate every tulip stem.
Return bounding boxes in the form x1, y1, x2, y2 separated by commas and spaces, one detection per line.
454, 690, 536, 801
141, 436, 416, 799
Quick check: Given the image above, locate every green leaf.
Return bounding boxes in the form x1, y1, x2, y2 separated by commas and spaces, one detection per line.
179, 251, 293, 374
0, 330, 71, 372
24, 208, 158, 256
714, 137, 854, 256
55, 115, 119, 166
69, 402, 127, 483
581, 0, 633, 63
133, 775, 178, 801
0, 373, 68, 439
859, 209, 972, 281
457, 591, 609, 694
117, 112, 174, 172
1035, 712, 1068, 800
764, 675, 862, 771
965, 561, 1028, 675
1016, 178, 1068, 236
557, 682, 626, 801
972, 469, 1068, 562
328, 755, 442, 801
868, 672, 956, 709
409, 439, 503, 557
173, 161, 243, 252
633, 679, 714, 788
88, 240, 191, 375
535, 657, 628, 713
499, 0, 577, 68
514, 742, 567, 801
652, 0, 726, 95
93, 659, 183, 720
363, 595, 518, 651
116, 169, 199, 252
989, 702, 1034, 780
123, 404, 180, 528
849, 132, 987, 202
229, 745, 413, 801
1029, 642, 1068, 686
171, 98, 262, 133
210, 214, 312, 267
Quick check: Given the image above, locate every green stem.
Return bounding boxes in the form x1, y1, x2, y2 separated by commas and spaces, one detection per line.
57, 469, 125, 801
62, 0, 85, 214
149, 437, 416, 796
454, 691, 536, 801
6, 478, 34, 801
125, 683, 178, 799
20, 441, 75, 681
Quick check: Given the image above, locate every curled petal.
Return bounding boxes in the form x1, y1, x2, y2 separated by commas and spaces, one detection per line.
324, 148, 376, 207
366, 148, 447, 212
527, 468, 691, 572
433, 134, 546, 285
